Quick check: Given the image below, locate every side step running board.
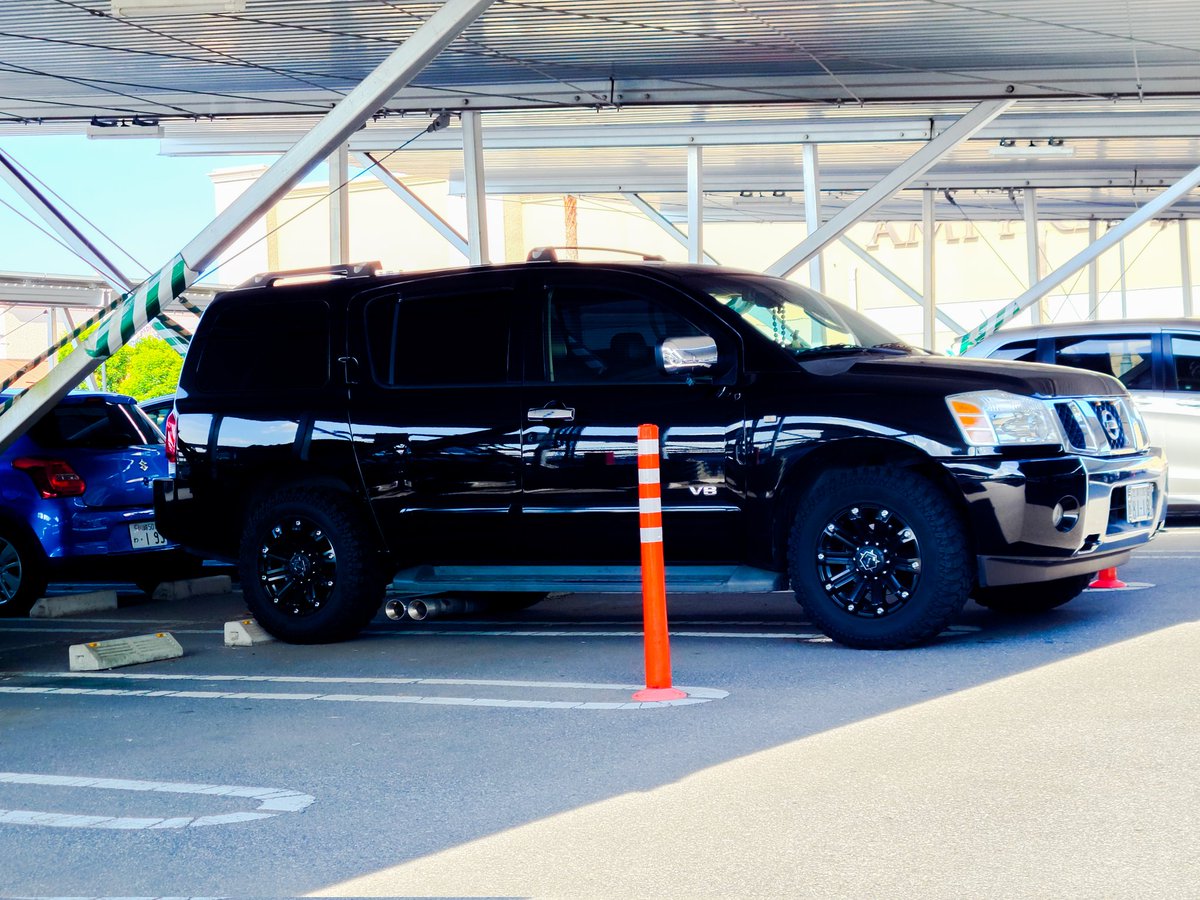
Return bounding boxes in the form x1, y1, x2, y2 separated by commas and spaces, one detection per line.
389, 564, 787, 594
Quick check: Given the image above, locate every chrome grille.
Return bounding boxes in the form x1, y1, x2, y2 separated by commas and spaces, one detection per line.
1049, 397, 1145, 455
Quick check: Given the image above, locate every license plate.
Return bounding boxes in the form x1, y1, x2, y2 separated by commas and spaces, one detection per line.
1126, 483, 1154, 523
129, 522, 168, 549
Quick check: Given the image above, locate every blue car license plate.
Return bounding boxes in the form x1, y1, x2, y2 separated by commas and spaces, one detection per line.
129, 522, 168, 549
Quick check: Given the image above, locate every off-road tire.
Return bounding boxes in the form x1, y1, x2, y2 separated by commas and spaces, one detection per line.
788, 466, 973, 649
239, 487, 384, 643
973, 573, 1093, 614
0, 527, 46, 618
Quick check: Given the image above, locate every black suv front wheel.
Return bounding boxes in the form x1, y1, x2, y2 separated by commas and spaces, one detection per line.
788, 466, 973, 649
239, 487, 385, 643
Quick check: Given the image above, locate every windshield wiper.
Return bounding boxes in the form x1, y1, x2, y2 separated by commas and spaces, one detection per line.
794, 343, 910, 357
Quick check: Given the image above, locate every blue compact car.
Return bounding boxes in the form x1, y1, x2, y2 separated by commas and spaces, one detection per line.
0, 391, 193, 615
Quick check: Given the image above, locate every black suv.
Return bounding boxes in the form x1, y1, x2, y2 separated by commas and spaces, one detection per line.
154, 257, 1167, 648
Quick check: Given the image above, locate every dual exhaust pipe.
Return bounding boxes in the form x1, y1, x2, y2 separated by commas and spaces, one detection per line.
384, 596, 487, 622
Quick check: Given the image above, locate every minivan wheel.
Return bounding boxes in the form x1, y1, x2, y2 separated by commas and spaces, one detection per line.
0, 529, 46, 618
239, 488, 384, 644
973, 573, 1093, 614
788, 466, 973, 649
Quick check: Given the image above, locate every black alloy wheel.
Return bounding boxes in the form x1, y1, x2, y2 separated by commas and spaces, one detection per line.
789, 465, 973, 649
0, 529, 46, 617
815, 503, 921, 619
239, 487, 385, 643
257, 514, 338, 616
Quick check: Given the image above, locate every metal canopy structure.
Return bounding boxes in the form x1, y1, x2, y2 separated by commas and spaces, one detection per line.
1, 0, 1200, 427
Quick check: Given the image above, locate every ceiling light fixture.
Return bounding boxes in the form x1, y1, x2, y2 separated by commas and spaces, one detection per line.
111, 0, 246, 17
989, 139, 1075, 158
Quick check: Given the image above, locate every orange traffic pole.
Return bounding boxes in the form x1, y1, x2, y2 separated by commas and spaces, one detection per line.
1089, 567, 1127, 589
633, 424, 687, 702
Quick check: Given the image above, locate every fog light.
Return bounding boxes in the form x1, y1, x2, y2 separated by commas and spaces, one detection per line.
1053, 496, 1081, 532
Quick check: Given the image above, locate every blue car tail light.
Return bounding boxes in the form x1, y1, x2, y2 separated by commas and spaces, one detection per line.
12, 457, 87, 498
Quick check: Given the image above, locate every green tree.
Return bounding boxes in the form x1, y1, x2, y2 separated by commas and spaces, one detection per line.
109, 337, 182, 400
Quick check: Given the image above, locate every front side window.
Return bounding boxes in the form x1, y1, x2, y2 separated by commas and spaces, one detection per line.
1171, 335, 1200, 391
364, 289, 511, 387
678, 272, 912, 359
540, 286, 708, 384
1055, 336, 1153, 390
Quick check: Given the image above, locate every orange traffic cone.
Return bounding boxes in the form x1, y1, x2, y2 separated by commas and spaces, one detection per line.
1089, 567, 1127, 589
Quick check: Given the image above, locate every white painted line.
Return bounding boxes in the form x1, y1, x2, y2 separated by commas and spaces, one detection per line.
1083, 582, 1155, 592
1, 673, 727, 710
0, 771, 313, 830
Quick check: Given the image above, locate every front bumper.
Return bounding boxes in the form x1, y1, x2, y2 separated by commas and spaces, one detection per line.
948, 447, 1167, 587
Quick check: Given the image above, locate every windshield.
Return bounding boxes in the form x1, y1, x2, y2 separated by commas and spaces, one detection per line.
681, 272, 915, 358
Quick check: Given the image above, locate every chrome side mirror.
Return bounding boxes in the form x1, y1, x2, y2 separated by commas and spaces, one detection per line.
659, 335, 718, 374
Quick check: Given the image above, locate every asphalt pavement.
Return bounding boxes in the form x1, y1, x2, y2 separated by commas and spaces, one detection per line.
1, 526, 1198, 898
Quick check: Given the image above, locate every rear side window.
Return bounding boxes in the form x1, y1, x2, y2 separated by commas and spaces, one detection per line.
189, 299, 330, 393
30, 399, 161, 448
363, 289, 511, 386
988, 338, 1039, 363
1171, 335, 1200, 391
1054, 335, 1154, 390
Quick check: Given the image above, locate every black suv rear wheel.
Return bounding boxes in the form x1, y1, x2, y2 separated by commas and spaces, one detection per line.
788, 466, 973, 649
239, 487, 385, 643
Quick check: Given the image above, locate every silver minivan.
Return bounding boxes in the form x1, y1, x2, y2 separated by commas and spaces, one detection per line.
965, 318, 1200, 510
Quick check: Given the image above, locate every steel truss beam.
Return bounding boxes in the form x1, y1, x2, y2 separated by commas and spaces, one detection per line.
0, 0, 496, 452
623, 194, 718, 265
358, 153, 468, 258
766, 100, 1014, 278
953, 162, 1200, 355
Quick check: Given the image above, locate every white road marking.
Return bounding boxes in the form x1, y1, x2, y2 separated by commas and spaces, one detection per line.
1, 673, 728, 710
0, 771, 313, 830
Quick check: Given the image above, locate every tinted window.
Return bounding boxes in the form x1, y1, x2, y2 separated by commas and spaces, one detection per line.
190, 299, 330, 392
1171, 335, 1200, 392
30, 399, 161, 448
364, 289, 511, 386
1054, 335, 1154, 390
989, 339, 1040, 363
541, 286, 706, 383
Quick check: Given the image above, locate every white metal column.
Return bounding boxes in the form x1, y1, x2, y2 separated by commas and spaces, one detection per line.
462, 110, 490, 265
922, 190, 936, 349
687, 145, 704, 265
766, 100, 1013, 278
802, 144, 823, 292
0, 0, 496, 451
1182, 219, 1194, 317
1088, 219, 1100, 320
329, 143, 350, 265
1025, 188, 1043, 324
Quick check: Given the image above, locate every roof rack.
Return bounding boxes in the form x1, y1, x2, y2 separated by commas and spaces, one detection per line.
240, 261, 383, 289
526, 246, 666, 263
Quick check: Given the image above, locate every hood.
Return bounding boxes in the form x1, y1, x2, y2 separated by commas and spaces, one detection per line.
798, 352, 1126, 398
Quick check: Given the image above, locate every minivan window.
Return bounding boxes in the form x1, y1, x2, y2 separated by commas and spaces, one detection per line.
1171, 335, 1200, 391
190, 299, 330, 392
364, 290, 511, 386
1054, 335, 1154, 390
990, 339, 1040, 363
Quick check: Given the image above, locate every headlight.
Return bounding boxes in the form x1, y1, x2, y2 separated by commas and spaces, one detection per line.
946, 390, 1062, 447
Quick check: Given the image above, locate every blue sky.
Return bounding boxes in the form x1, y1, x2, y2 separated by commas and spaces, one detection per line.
0, 134, 312, 282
